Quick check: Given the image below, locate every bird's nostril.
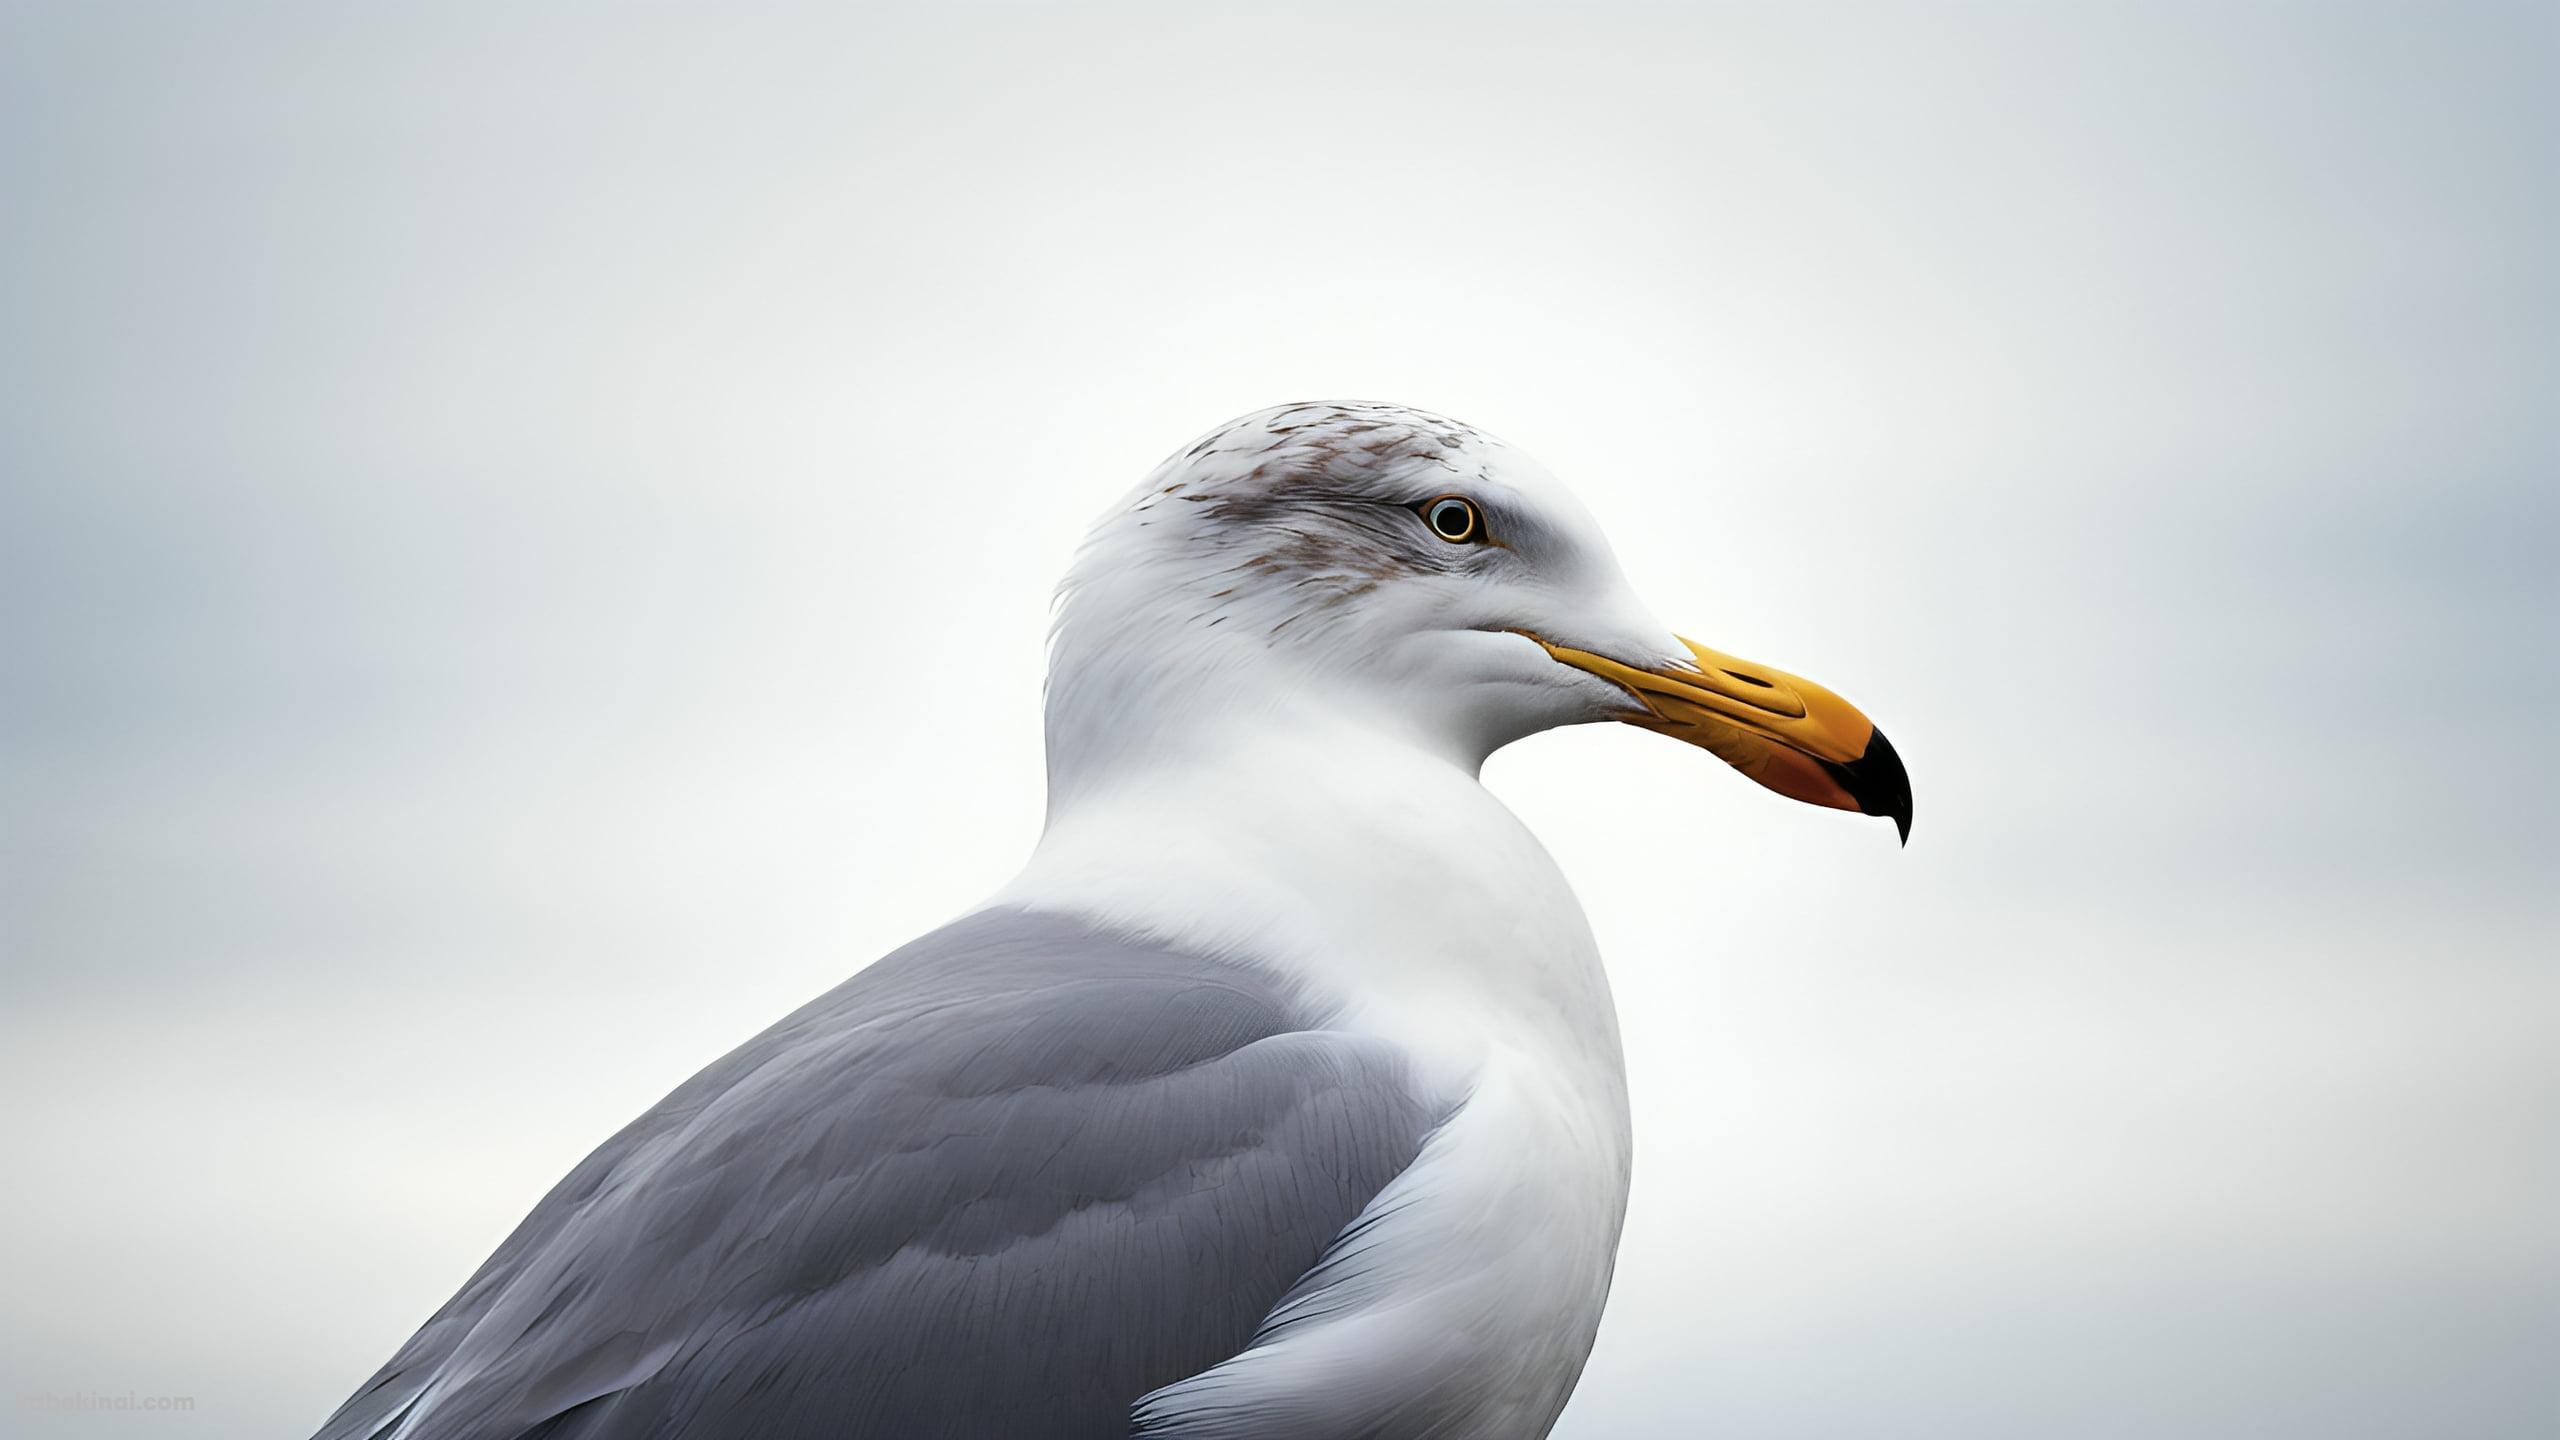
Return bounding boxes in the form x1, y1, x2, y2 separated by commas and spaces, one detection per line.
1723, 670, 1774, 689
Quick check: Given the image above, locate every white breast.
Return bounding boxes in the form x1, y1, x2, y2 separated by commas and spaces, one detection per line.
998, 717, 1634, 1436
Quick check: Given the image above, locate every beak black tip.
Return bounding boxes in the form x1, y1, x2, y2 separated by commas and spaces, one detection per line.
1827, 725, 1913, 847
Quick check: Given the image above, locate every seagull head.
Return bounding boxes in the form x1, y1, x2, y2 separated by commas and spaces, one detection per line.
1047, 400, 1911, 843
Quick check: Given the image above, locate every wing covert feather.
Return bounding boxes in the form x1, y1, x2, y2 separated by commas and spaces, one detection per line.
313, 907, 1438, 1440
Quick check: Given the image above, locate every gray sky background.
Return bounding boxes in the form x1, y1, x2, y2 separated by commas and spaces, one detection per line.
3, 3, 2553, 1436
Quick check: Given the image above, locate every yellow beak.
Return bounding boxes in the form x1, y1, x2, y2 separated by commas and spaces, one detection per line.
1536, 634, 1913, 843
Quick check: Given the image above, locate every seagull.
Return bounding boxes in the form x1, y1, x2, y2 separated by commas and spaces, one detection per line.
314, 401, 1910, 1440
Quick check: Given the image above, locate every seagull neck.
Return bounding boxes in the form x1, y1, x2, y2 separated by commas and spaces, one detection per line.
1007, 709, 1618, 1077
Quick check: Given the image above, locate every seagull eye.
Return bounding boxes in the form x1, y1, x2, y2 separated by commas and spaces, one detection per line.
1419, 496, 1482, 544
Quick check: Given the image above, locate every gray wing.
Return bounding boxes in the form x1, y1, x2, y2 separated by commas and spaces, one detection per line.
313, 907, 1441, 1440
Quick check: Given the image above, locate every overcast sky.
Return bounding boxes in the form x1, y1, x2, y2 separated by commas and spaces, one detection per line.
3, 3, 2554, 1436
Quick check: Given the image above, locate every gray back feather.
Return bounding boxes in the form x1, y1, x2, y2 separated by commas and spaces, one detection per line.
312, 907, 1439, 1440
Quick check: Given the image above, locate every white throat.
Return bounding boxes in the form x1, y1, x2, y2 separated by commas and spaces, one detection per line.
999, 710, 1625, 1095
